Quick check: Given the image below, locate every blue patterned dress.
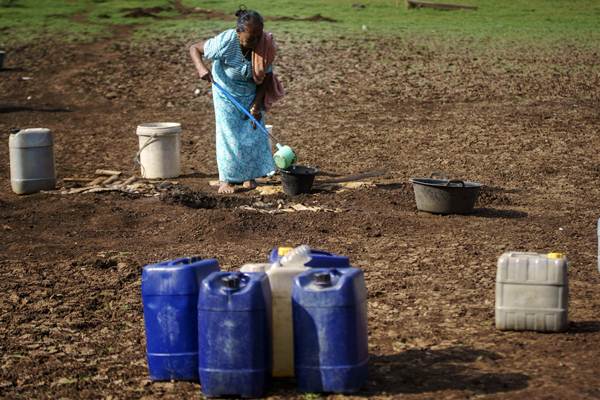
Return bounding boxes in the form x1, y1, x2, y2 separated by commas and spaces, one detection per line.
203, 29, 276, 183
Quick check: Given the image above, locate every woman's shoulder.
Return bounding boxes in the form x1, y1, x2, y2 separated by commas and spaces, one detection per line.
204, 29, 237, 60
214, 29, 237, 45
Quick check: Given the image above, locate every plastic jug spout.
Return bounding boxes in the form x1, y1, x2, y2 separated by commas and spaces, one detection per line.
314, 272, 333, 287
279, 245, 312, 268
222, 275, 242, 290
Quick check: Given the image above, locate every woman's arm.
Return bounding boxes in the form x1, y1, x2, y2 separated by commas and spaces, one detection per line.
250, 72, 272, 117
189, 41, 212, 82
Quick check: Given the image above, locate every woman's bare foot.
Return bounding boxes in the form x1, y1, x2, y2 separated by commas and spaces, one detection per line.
218, 182, 235, 194
243, 180, 257, 190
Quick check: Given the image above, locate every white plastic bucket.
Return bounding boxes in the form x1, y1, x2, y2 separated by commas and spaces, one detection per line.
136, 122, 181, 179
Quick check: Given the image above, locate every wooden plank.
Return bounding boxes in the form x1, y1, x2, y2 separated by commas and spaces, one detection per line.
63, 177, 93, 182
87, 176, 105, 186
84, 187, 122, 194
68, 186, 100, 194
102, 174, 121, 185
95, 169, 122, 176
406, 0, 477, 10
121, 176, 138, 186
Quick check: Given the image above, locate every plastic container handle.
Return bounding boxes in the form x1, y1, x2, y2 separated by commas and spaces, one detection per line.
446, 180, 465, 187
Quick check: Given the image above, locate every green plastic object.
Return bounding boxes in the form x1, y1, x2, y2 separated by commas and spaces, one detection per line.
274, 144, 296, 169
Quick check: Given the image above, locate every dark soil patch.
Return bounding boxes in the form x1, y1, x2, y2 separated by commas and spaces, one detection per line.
160, 186, 253, 209
270, 14, 338, 23
122, 6, 171, 19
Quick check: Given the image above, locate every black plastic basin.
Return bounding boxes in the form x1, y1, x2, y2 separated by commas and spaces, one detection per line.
409, 178, 482, 214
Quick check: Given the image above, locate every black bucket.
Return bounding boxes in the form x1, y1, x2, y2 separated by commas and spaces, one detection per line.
280, 165, 318, 196
409, 177, 482, 214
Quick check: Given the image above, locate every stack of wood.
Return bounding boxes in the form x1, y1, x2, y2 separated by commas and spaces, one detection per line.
61, 170, 140, 194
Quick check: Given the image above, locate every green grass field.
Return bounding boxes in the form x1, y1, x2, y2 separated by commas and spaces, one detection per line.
1, 0, 599, 46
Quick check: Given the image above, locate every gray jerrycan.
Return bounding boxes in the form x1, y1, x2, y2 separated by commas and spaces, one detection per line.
9, 128, 56, 194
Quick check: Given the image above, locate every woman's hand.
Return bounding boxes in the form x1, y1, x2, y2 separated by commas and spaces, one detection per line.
249, 103, 262, 129
199, 69, 212, 83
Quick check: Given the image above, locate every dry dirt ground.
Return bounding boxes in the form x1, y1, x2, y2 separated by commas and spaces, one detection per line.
1, 22, 600, 399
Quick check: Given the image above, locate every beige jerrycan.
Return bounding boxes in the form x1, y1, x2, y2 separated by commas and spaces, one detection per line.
240, 246, 312, 377
239, 263, 271, 273
495, 251, 568, 332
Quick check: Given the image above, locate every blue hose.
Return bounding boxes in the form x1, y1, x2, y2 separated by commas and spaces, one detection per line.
211, 80, 276, 141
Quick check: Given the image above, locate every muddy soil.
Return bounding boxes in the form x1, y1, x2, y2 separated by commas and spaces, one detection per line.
1, 22, 599, 399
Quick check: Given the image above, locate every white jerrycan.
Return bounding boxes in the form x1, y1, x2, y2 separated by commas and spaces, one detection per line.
9, 128, 56, 194
495, 251, 568, 332
240, 246, 312, 377
268, 246, 311, 377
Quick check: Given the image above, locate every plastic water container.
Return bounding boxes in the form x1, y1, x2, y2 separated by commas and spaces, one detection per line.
238, 260, 296, 377
496, 252, 568, 332
293, 268, 369, 393
240, 246, 311, 377
198, 272, 271, 398
265, 248, 311, 378
142, 256, 219, 381
269, 246, 351, 268
9, 128, 56, 194
240, 246, 352, 378
136, 122, 181, 179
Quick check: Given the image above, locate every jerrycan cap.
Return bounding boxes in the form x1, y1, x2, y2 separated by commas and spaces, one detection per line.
547, 252, 565, 259
314, 272, 333, 287
278, 247, 294, 257
221, 274, 242, 290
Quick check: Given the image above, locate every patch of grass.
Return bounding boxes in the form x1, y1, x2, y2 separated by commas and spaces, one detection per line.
0, 0, 179, 44
171, 0, 600, 45
1, 0, 600, 48
0, 0, 102, 43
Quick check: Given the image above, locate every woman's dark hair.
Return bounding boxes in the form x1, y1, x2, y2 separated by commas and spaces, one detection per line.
235, 6, 263, 32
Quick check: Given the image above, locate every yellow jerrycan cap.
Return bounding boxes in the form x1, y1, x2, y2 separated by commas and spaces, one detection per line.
278, 247, 294, 257
547, 252, 565, 259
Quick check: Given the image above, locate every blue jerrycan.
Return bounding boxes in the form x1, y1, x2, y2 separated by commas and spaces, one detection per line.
269, 246, 350, 268
142, 256, 220, 381
198, 272, 272, 398
292, 268, 369, 393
